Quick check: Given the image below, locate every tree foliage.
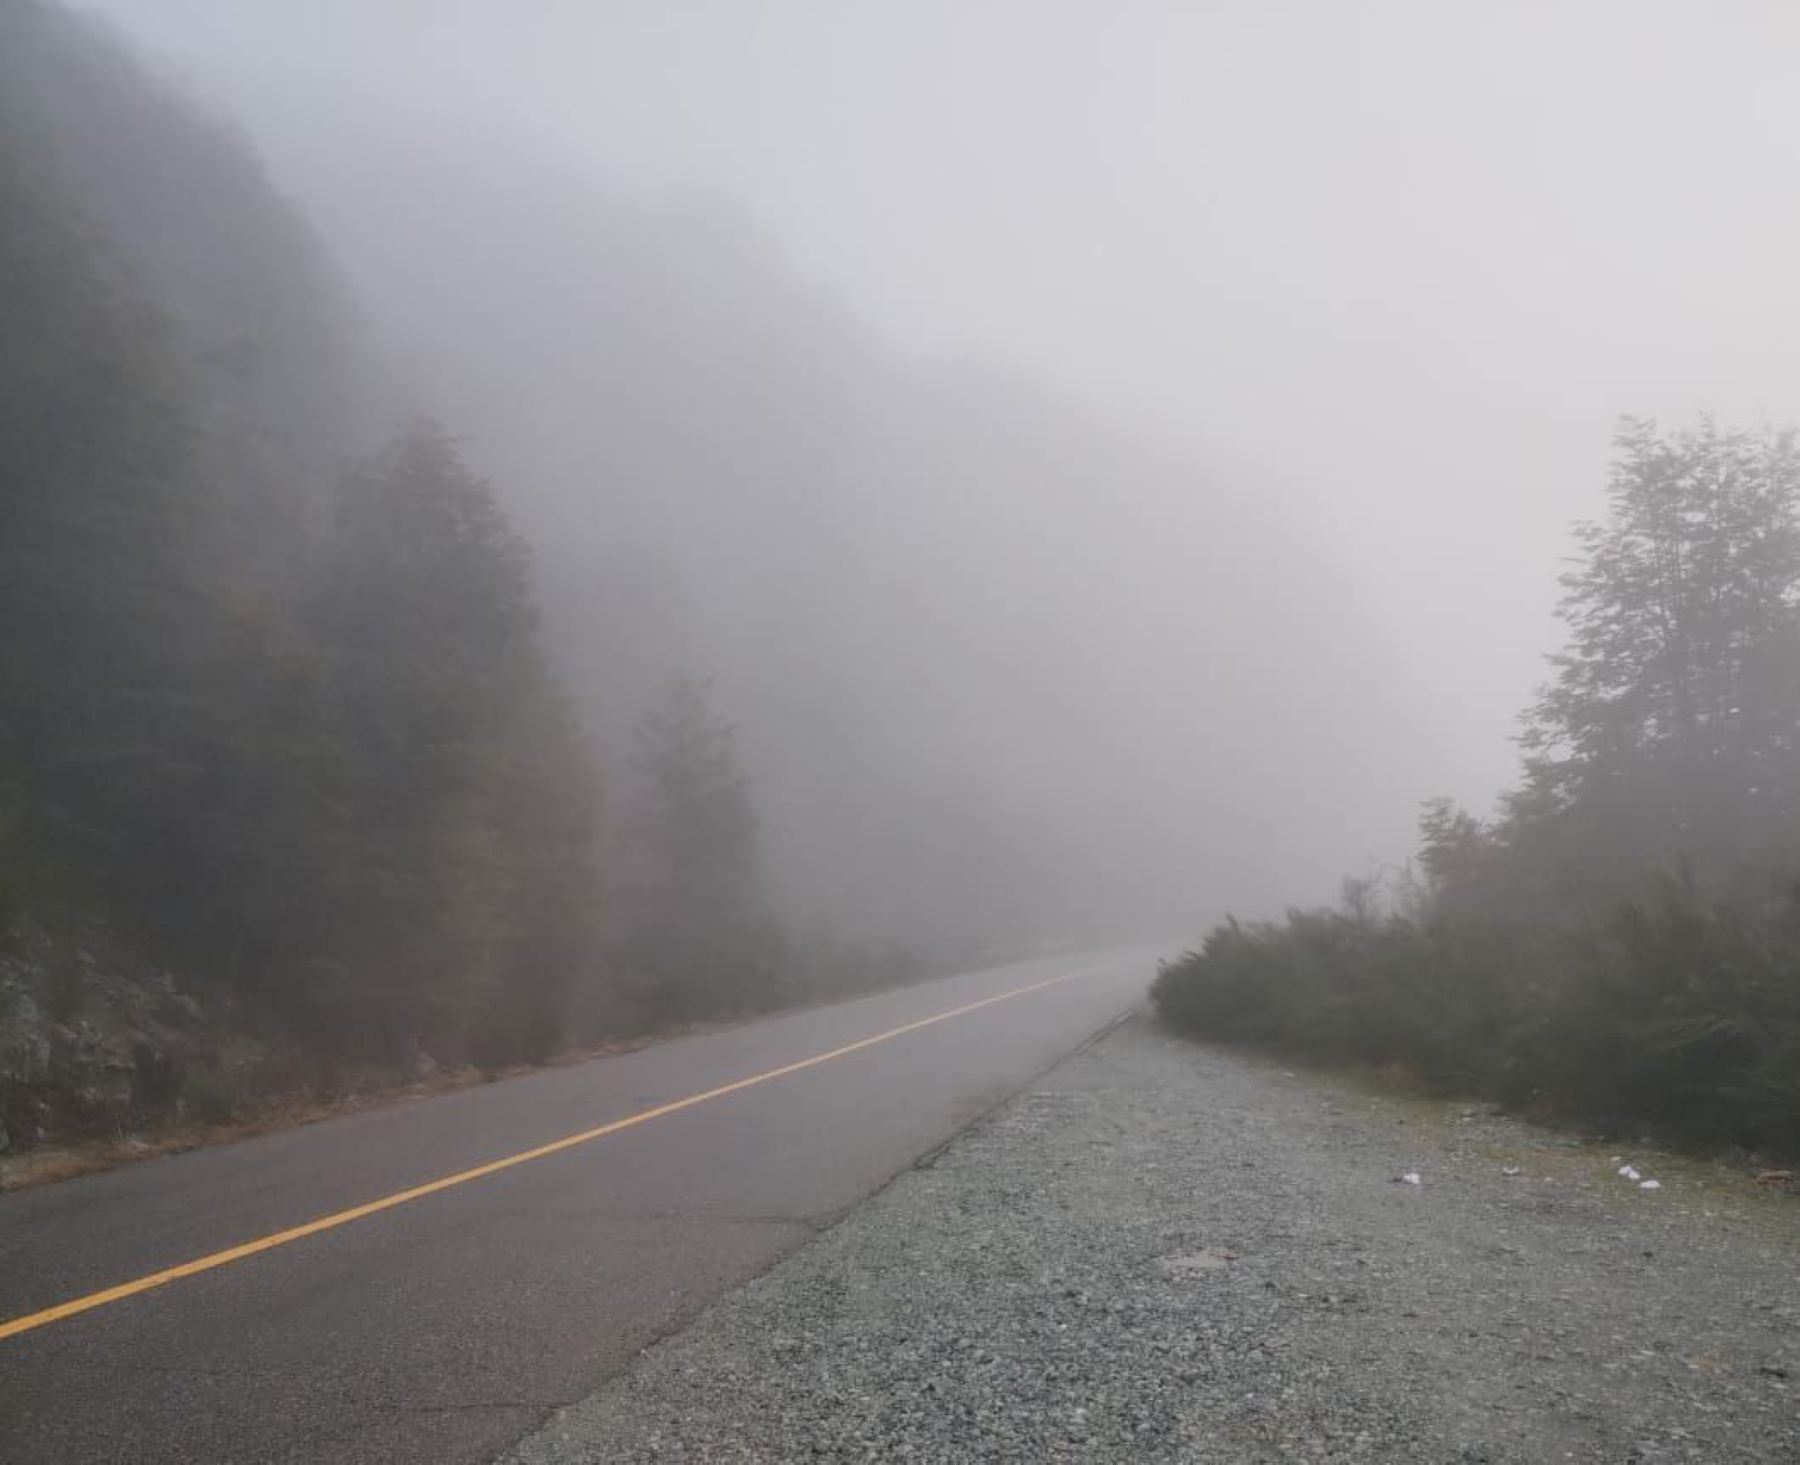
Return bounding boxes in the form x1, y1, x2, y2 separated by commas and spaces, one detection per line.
0, 0, 941, 1129
0, 77, 606, 1077
0, 117, 202, 934
1516, 416, 1800, 893
1157, 417, 1800, 1157
1152, 876, 1800, 1155
613, 678, 772, 1024
287, 423, 602, 1063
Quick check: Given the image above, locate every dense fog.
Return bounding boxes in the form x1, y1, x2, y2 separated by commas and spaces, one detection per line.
11, 1, 1800, 1115
263, 119, 1418, 942
89, 0, 1800, 819
58, 1, 1469, 949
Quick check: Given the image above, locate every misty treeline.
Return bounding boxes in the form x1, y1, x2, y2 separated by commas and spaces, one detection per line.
0, 0, 918, 1126
1158, 417, 1800, 1155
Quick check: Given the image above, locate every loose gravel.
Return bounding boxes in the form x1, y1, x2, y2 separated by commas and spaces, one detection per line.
503, 1014, 1799, 1463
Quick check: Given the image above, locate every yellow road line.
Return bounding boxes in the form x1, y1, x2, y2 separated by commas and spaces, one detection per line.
0, 963, 1105, 1343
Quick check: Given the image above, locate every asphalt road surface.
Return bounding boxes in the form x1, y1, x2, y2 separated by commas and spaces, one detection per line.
0, 951, 1149, 1464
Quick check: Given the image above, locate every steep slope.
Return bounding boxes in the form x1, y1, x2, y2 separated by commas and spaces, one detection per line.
0, 0, 367, 586
1, 2, 603, 1149
9, 0, 1422, 963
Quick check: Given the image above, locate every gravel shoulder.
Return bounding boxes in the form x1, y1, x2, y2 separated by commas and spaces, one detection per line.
503, 1013, 1799, 1464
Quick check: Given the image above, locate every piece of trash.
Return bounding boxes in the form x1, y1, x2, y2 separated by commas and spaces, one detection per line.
1393, 1171, 1423, 1186
1639, 1179, 1662, 1191
1617, 1164, 1641, 1181
1758, 1363, 1790, 1380
1501, 1165, 1523, 1177
1753, 1169, 1795, 1188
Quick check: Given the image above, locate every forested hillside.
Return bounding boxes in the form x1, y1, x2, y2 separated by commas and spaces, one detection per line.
1, 0, 1411, 1156
0, 1, 616, 1151
0, 2, 1106, 1149
236, 117, 1417, 950
1157, 418, 1800, 1156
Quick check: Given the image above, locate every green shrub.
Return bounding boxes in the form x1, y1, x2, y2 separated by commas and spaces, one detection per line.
1154, 877, 1800, 1157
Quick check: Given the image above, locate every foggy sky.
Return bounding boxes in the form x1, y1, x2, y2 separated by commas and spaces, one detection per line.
84, 0, 1800, 827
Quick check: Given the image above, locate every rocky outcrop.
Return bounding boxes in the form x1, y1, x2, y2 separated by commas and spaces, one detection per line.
0, 923, 254, 1151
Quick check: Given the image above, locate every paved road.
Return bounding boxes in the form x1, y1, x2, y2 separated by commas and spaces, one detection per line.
0, 951, 1149, 1463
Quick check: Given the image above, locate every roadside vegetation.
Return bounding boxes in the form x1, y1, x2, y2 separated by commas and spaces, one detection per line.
1157, 417, 1800, 1159
0, 2, 921, 1158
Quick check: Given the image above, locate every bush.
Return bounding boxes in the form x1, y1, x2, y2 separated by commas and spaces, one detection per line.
1153, 876, 1800, 1157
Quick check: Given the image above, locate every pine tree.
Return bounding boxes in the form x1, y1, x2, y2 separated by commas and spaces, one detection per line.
299, 422, 603, 1059
615, 678, 767, 1022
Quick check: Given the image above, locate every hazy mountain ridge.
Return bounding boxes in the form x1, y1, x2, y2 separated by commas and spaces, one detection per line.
238, 111, 1418, 943
2, 0, 1413, 1154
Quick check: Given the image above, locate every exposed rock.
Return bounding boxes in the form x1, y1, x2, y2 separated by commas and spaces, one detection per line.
1, 919, 233, 1148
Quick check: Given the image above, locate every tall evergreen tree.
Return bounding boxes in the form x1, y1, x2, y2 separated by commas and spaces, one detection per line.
615, 678, 767, 1022
301, 422, 603, 1061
